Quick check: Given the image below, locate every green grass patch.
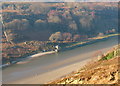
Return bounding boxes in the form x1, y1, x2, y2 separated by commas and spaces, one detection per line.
101, 51, 114, 60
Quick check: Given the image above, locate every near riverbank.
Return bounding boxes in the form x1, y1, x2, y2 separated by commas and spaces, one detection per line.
49, 45, 119, 84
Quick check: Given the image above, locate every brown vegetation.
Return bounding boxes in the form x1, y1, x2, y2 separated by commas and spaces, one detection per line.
49, 57, 119, 84
48, 46, 119, 84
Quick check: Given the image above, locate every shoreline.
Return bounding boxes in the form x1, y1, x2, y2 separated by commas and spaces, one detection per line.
48, 45, 119, 84
1, 51, 56, 68
62, 33, 119, 51
29, 51, 56, 58
16, 51, 56, 64
7, 46, 116, 84
6, 57, 92, 84
2, 34, 119, 68
3, 39, 118, 84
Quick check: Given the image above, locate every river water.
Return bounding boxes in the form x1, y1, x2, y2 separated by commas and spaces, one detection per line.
2, 36, 118, 84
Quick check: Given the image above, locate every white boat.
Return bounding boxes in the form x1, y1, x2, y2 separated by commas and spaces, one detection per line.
55, 45, 59, 52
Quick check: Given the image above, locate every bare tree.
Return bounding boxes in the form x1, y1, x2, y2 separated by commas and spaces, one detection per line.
48, 15, 61, 23
62, 32, 72, 41
1, 15, 14, 44
49, 32, 62, 41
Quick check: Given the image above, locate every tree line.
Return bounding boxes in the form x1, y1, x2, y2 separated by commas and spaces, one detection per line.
2, 2, 118, 43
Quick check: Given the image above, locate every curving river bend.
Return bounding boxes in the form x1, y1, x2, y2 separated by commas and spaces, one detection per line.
2, 36, 118, 84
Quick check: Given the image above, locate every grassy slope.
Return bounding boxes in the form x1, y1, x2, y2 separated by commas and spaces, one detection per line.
49, 45, 119, 84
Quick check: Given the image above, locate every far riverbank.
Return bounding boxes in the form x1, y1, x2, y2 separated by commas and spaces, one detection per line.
2, 33, 119, 68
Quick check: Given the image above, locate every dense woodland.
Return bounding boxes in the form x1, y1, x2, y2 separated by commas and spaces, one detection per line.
2, 2, 118, 43
1, 2, 118, 65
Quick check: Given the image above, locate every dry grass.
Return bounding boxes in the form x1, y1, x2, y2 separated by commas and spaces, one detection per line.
48, 56, 119, 84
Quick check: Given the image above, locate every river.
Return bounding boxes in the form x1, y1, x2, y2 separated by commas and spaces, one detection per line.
2, 36, 118, 84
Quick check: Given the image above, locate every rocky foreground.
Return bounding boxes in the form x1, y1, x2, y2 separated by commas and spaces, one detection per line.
48, 45, 119, 84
